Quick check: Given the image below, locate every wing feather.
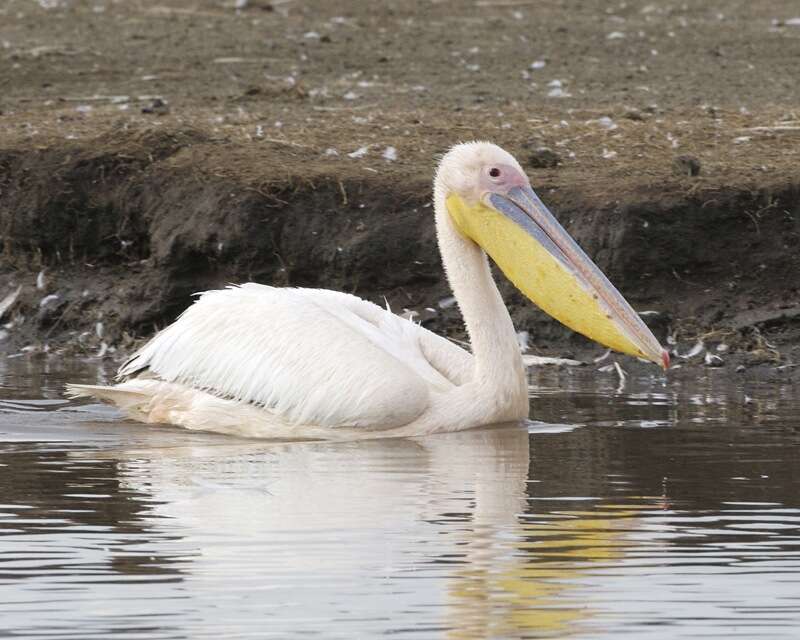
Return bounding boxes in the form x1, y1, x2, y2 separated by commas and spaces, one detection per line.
119, 285, 443, 428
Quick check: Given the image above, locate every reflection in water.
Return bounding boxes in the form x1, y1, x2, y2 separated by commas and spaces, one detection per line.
112, 427, 536, 636
0, 358, 799, 638
0, 444, 188, 580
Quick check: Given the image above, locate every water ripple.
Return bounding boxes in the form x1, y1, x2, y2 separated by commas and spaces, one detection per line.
0, 360, 798, 638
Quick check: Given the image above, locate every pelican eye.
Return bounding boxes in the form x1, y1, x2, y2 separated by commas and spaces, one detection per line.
488, 167, 501, 178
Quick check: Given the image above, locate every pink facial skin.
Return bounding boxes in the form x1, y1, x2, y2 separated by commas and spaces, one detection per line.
478, 163, 530, 198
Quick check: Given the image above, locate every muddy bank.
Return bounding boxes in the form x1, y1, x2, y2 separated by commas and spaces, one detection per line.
1, 126, 798, 381
1, 0, 799, 380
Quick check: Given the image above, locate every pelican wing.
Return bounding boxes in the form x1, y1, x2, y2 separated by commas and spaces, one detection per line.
118, 284, 464, 429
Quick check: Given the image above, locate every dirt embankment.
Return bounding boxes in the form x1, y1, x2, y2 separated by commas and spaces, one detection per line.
1, 125, 798, 380
0, 0, 799, 380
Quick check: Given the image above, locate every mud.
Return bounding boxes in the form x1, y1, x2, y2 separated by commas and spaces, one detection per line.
1, 0, 799, 380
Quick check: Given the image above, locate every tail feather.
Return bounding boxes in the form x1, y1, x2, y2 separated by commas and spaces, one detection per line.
65, 383, 151, 410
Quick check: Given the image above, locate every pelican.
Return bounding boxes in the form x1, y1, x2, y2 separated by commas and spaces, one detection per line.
67, 142, 667, 438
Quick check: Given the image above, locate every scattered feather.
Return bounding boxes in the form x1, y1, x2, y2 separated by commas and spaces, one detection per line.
593, 349, 612, 363
666, 132, 679, 148
438, 296, 457, 309
382, 146, 398, 161
523, 355, 584, 367
526, 420, 580, 434
0, 286, 22, 321
704, 352, 724, 367
613, 361, 628, 392
36, 270, 47, 290
347, 146, 369, 159
679, 340, 705, 359
596, 116, 617, 130
516, 331, 529, 353
547, 87, 572, 98
39, 293, 60, 308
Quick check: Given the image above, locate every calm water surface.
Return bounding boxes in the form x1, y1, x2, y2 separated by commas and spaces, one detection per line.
1, 358, 798, 639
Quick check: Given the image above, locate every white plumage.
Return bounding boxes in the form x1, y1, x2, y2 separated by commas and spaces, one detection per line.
67, 283, 495, 438
67, 143, 532, 438
120, 284, 471, 429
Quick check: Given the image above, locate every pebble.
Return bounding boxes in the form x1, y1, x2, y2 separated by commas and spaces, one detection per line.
527, 147, 560, 168
704, 353, 724, 367
547, 87, 571, 98
623, 108, 646, 121
141, 98, 169, 115
673, 155, 701, 177
596, 116, 617, 130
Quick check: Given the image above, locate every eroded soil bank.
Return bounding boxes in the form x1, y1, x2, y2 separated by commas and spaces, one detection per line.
1, 125, 798, 382
1, 0, 799, 381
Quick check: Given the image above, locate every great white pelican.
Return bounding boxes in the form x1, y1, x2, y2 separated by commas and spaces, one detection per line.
67, 142, 667, 438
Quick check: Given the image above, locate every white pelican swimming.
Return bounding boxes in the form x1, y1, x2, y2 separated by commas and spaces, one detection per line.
67, 142, 667, 439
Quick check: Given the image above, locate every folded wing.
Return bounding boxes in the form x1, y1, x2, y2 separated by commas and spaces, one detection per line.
119, 284, 463, 429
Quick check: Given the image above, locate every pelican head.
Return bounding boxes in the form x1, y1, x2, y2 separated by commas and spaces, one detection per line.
435, 142, 669, 369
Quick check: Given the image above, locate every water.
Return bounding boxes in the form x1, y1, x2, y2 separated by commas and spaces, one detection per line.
1, 357, 799, 639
